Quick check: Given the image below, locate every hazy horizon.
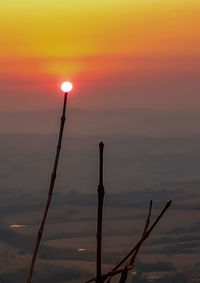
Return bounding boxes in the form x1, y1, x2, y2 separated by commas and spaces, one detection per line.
1, 0, 200, 282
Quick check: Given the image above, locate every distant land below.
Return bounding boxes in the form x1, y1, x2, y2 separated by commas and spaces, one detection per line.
1, 107, 200, 136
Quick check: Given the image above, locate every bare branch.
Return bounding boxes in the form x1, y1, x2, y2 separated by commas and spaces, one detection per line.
118, 265, 128, 283
96, 142, 105, 283
26, 93, 68, 283
118, 201, 153, 283
89, 200, 172, 283
115, 201, 171, 271
129, 200, 153, 266
144, 200, 153, 233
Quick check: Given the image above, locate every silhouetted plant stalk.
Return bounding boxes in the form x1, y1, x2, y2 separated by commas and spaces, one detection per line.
87, 198, 172, 283
96, 142, 105, 283
26, 93, 68, 283
117, 200, 171, 283
117, 201, 153, 283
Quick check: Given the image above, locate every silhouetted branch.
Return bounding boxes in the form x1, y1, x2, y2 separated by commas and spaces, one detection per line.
117, 201, 171, 270
118, 201, 171, 283
143, 200, 153, 233
26, 93, 68, 283
96, 142, 105, 283
118, 201, 152, 283
88, 200, 172, 283
118, 265, 128, 283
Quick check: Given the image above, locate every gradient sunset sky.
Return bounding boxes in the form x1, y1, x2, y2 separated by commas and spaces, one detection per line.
1, 0, 199, 111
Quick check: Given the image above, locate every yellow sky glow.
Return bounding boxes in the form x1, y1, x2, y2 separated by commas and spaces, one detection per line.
1, 0, 199, 58
0, 0, 199, 110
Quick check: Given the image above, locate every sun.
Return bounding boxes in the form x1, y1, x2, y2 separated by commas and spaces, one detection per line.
60, 81, 73, 93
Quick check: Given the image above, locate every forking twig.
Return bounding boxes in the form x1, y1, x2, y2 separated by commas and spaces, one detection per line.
118, 201, 153, 283
87, 200, 172, 283
26, 93, 68, 283
128, 200, 153, 263
110, 201, 171, 283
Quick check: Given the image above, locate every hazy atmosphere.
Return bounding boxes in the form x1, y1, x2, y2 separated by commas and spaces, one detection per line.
0, 0, 200, 282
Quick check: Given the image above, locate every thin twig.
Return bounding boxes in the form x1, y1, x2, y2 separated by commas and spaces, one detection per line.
96, 142, 105, 283
88, 200, 172, 283
130, 200, 152, 265
118, 201, 153, 283
26, 93, 68, 283
114, 201, 171, 271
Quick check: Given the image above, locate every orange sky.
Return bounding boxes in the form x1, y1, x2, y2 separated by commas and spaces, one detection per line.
0, 0, 199, 110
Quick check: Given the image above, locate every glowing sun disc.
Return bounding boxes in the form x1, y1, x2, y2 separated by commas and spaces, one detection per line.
61, 82, 73, 93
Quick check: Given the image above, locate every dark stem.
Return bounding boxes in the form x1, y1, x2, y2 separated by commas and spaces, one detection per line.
26, 93, 68, 283
118, 201, 153, 283
96, 142, 105, 283
90, 200, 172, 283
129, 200, 153, 265
113, 201, 171, 272
118, 266, 128, 283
